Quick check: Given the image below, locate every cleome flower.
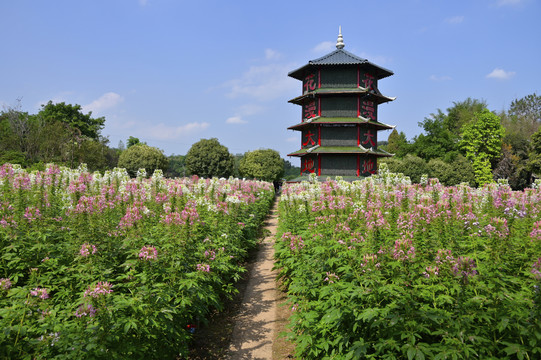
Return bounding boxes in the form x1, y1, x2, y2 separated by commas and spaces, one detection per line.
0, 278, 12, 291
75, 303, 97, 318
83, 281, 113, 298
30, 287, 49, 300
139, 246, 158, 261
532, 258, 541, 280
80, 243, 98, 257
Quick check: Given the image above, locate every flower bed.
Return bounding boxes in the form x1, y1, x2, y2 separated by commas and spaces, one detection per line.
275, 172, 541, 359
0, 163, 274, 359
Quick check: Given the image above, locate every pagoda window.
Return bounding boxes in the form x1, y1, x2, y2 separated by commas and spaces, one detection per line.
320, 126, 357, 147
320, 67, 357, 88
321, 155, 357, 176
321, 97, 357, 118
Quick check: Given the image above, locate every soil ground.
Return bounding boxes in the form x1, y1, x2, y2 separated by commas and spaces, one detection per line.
186, 199, 295, 359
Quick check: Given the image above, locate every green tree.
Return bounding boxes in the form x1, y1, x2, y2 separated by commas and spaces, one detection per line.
127, 136, 144, 148
165, 154, 186, 178
527, 128, 541, 177
460, 109, 504, 186
118, 144, 168, 177
284, 160, 301, 180
239, 149, 284, 182
385, 129, 410, 157
185, 138, 234, 178
38, 101, 105, 140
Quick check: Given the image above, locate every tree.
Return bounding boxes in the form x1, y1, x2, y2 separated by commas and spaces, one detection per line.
239, 149, 284, 182
38, 101, 105, 140
127, 136, 144, 148
165, 154, 186, 178
185, 138, 234, 178
460, 109, 504, 186
385, 129, 410, 157
284, 160, 301, 180
118, 144, 168, 177
527, 128, 541, 177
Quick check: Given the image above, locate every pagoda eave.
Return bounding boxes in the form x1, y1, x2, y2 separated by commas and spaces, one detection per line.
287, 146, 393, 157
288, 117, 395, 131
288, 89, 396, 105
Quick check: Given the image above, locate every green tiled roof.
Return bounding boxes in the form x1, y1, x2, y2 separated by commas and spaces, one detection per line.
288, 49, 393, 80
288, 88, 395, 105
288, 117, 394, 130
287, 146, 393, 157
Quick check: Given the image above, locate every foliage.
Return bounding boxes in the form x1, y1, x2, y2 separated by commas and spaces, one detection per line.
185, 138, 235, 178
527, 128, 541, 177
381, 154, 428, 183
118, 144, 168, 178
165, 154, 186, 178
460, 109, 504, 186
385, 129, 410, 158
239, 149, 284, 182
126, 136, 144, 148
284, 160, 301, 181
0, 163, 274, 359
276, 178, 541, 359
38, 101, 105, 140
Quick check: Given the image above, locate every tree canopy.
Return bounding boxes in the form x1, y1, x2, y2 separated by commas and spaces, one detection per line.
185, 138, 234, 178
118, 144, 168, 177
239, 149, 284, 182
38, 101, 105, 140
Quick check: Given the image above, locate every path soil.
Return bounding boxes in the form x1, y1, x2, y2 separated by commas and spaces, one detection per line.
186, 199, 295, 359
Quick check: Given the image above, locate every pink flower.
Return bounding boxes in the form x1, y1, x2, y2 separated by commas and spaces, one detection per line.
75, 303, 97, 318
139, 246, 158, 261
196, 263, 210, 272
0, 278, 12, 290
80, 243, 98, 257
532, 258, 541, 280
30, 287, 49, 299
84, 281, 113, 298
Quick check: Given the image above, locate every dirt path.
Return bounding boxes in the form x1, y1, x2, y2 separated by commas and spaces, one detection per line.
226, 202, 280, 359
186, 199, 295, 359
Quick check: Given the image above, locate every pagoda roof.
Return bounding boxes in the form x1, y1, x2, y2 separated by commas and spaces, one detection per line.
289, 49, 394, 80
287, 145, 393, 157
288, 87, 395, 105
288, 116, 395, 130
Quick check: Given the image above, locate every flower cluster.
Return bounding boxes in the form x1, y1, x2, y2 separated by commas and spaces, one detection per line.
452, 257, 478, 283
139, 246, 158, 261
532, 258, 541, 280
30, 287, 49, 299
80, 243, 97, 257
393, 237, 416, 261
75, 303, 97, 318
84, 281, 113, 298
0, 278, 12, 291
324, 272, 340, 284
196, 263, 210, 272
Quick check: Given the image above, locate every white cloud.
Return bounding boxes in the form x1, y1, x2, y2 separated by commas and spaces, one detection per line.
225, 63, 297, 101
312, 41, 335, 54
445, 16, 464, 24
486, 68, 516, 79
429, 75, 452, 81
84, 92, 124, 113
265, 49, 282, 60
139, 0, 148, 6
144, 122, 210, 140
226, 116, 248, 125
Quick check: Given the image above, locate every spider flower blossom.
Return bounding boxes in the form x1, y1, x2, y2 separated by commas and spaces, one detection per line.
80, 243, 98, 257
84, 281, 113, 298
452, 257, 478, 283
0, 278, 12, 290
139, 246, 158, 261
75, 303, 97, 318
196, 263, 210, 272
30, 287, 49, 299
532, 258, 541, 280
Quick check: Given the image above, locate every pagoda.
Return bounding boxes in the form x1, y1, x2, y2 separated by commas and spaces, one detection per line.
287, 28, 395, 179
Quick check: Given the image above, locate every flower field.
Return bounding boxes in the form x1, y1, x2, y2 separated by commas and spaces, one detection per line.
275, 170, 541, 359
0, 163, 274, 359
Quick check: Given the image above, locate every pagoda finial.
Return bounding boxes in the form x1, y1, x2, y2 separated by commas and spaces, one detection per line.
336, 26, 345, 49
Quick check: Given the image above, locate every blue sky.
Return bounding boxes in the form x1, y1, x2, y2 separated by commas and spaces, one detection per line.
1, 0, 539, 166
